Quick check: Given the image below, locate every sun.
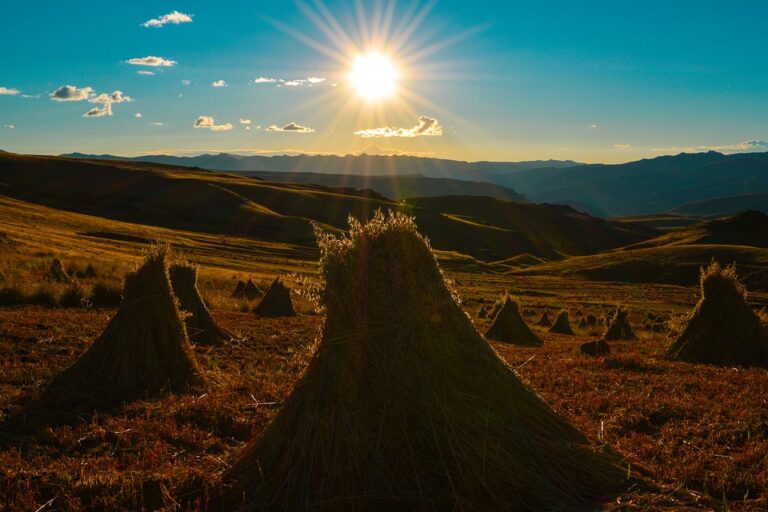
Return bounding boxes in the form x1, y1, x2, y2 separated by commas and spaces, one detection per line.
349, 52, 398, 101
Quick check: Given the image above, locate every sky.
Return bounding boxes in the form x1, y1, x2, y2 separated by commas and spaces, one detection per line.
1, 0, 767, 164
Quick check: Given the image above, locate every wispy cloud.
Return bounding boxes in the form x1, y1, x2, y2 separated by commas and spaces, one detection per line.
181, 79, 191, 86
239, 119, 251, 125
142, 11, 193, 28
3, 124, 15, 129
49, 85, 94, 102
150, 122, 165, 126
266, 122, 315, 133
354, 116, 443, 138
253, 77, 327, 87
652, 140, 768, 153
613, 144, 631, 149
193, 116, 233, 131
137, 70, 155, 76
0, 87, 20, 95
211, 80, 227, 88
135, 113, 143, 118
126, 56, 177, 67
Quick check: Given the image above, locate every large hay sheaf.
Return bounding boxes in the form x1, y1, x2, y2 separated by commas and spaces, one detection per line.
668, 262, 768, 366
48, 248, 204, 404
229, 212, 628, 511
170, 262, 231, 346
549, 310, 575, 335
485, 295, 542, 346
252, 277, 295, 317
604, 307, 636, 341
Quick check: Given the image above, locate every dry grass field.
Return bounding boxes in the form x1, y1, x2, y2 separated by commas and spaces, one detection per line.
1, 191, 767, 510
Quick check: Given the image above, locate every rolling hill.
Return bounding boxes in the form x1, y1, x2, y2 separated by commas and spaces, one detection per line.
669, 193, 768, 218
0, 152, 653, 263
236, 170, 526, 201
512, 211, 768, 288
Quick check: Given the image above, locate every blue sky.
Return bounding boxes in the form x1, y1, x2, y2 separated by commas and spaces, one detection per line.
1, 0, 767, 163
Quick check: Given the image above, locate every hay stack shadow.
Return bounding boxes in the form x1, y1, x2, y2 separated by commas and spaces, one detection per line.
226, 211, 630, 510
170, 262, 232, 346
549, 310, 575, 335
485, 295, 542, 346
604, 307, 636, 340
668, 261, 768, 366
252, 277, 295, 317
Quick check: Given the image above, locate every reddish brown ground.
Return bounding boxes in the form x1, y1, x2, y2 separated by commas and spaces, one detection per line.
0, 304, 766, 511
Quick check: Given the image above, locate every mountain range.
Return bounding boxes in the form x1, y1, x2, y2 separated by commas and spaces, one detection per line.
61, 150, 768, 218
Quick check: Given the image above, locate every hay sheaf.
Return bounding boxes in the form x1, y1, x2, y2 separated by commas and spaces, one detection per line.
668, 261, 768, 366
47, 247, 204, 405
252, 277, 295, 317
485, 295, 542, 346
537, 310, 552, 327
45, 258, 70, 283
604, 307, 636, 341
229, 211, 629, 511
170, 262, 231, 346
549, 310, 575, 335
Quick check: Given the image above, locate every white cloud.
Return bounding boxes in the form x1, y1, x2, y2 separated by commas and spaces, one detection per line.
137, 70, 155, 76
150, 122, 164, 126
83, 103, 112, 117
181, 79, 191, 86
266, 122, 314, 133
354, 116, 442, 138
193, 115, 233, 131
245, 126, 251, 130
142, 11, 193, 28
211, 80, 227, 88
652, 140, 768, 153
135, 113, 143, 118
0, 87, 20, 95
256, 76, 326, 87
613, 144, 631, 149
49, 85, 94, 102
589, 123, 598, 128
90, 90, 133, 104
126, 56, 177, 67
239, 118, 251, 125
3, 124, 15, 129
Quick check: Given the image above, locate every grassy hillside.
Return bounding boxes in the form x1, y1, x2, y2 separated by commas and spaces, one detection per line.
623, 210, 768, 250
670, 193, 768, 217
238, 170, 526, 201
0, 152, 652, 262
405, 195, 654, 259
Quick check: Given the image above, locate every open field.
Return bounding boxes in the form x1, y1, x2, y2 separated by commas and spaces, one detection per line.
1, 181, 768, 510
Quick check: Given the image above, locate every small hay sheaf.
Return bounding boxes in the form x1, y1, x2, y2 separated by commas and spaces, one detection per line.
668, 261, 768, 366
485, 295, 542, 346
228, 210, 629, 510
47, 246, 204, 405
252, 277, 295, 317
549, 310, 575, 335
537, 310, 552, 327
604, 307, 636, 341
170, 262, 231, 346
45, 258, 70, 283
